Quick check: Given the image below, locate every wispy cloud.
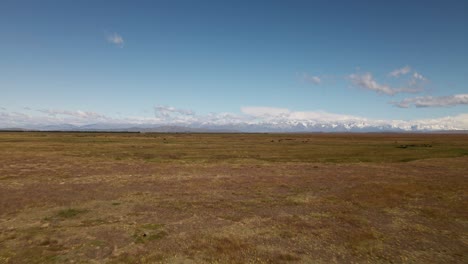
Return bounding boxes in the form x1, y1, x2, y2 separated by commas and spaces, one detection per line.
349, 72, 395, 95
154, 105, 195, 118
412, 72, 426, 81
348, 72, 422, 95
36, 109, 108, 119
389, 66, 411, 77
106, 32, 124, 47
408, 71, 428, 88
0, 107, 6, 111
153, 106, 196, 123
301, 73, 321, 85
392, 94, 468, 108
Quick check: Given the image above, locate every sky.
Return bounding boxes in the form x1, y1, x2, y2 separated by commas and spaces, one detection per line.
1, 0, 468, 130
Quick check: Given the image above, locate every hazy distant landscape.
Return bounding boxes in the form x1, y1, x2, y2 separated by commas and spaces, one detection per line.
0, 132, 467, 263
2, 123, 468, 134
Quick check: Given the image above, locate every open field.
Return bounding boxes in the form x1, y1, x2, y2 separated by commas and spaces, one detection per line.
0, 132, 467, 263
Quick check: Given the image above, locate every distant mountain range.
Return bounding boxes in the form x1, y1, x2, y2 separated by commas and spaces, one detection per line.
1, 122, 467, 133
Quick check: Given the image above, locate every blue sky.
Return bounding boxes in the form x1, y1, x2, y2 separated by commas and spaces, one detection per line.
1, 0, 467, 130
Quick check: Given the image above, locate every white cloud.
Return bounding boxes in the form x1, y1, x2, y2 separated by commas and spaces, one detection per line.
412, 72, 426, 81
241, 106, 362, 123
349, 72, 396, 95
407, 71, 428, 88
106, 33, 124, 47
389, 66, 411, 77
387, 66, 427, 87
349, 72, 424, 95
302, 73, 321, 85
36, 109, 107, 119
154, 105, 195, 118
392, 94, 468, 108
241, 106, 290, 118
412, 114, 468, 130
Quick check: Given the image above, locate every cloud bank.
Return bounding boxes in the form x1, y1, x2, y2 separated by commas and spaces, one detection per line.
1, 106, 467, 131
392, 94, 468, 108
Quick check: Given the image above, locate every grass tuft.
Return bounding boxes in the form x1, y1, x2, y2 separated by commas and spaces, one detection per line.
56, 208, 88, 219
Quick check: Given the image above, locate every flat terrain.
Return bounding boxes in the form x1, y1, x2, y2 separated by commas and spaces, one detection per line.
0, 132, 467, 263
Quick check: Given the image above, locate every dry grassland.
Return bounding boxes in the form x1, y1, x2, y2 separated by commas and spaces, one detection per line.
0, 132, 467, 263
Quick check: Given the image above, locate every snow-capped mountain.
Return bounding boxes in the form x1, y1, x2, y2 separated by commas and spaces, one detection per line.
3, 119, 463, 133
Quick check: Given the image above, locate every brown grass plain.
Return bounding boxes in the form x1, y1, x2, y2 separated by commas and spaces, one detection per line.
0, 132, 467, 263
